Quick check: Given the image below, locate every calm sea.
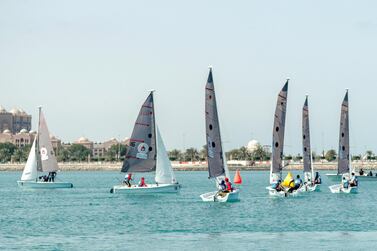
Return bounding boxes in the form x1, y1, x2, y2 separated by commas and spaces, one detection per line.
0, 171, 376, 250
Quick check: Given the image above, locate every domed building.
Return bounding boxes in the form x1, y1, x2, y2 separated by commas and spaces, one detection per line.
75, 136, 94, 150
247, 139, 260, 153
0, 106, 31, 134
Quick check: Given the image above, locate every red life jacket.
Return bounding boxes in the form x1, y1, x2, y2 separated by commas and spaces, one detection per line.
226, 181, 232, 191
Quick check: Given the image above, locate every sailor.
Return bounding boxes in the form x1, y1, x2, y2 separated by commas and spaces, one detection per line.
342, 176, 349, 189
359, 168, 364, 176
124, 173, 133, 187
138, 177, 147, 187
219, 180, 226, 191
314, 172, 322, 184
225, 177, 233, 192
275, 179, 283, 192
349, 173, 358, 187
291, 175, 303, 192
51, 172, 56, 182
368, 171, 373, 176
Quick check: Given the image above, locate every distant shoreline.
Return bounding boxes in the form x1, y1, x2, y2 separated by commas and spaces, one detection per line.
1, 162, 377, 171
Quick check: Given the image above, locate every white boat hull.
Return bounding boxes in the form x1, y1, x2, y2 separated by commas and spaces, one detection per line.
326, 173, 377, 182
200, 189, 240, 202
110, 183, 181, 194
17, 180, 73, 189
266, 186, 300, 197
329, 184, 358, 194
297, 183, 320, 192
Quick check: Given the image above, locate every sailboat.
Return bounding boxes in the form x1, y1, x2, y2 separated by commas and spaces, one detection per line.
328, 90, 358, 193
298, 95, 319, 192
110, 91, 180, 193
17, 107, 73, 189
200, 67, 240, 202
266, 80, 293, 197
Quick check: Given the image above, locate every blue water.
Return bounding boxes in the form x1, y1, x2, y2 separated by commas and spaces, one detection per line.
1, 171, 377, 250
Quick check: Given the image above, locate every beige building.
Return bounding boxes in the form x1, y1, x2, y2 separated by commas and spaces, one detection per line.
0, 106, 32, 134
75, 136, 129, 158
0, 129, 37, 147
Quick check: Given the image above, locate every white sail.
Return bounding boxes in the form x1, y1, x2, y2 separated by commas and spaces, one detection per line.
21, 137, 38, 181
155, 127, 176, 184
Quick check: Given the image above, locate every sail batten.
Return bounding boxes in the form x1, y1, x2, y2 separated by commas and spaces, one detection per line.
270, 80, 289, 183
205, 68, 226, 178
338, 90, 350, 175
122, 93, 157, 173
302, 96, 312, 173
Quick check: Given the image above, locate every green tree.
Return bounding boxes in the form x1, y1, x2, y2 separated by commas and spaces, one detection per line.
199, 145, 207, 161
12, 144, 31, 162
105, 144, 127, 161
168, 149, 183, 161
251, 144, 270, 161
57, 148, 70, 162
325, 149, 337, 162
239, 146, 250, 160
184, 148, 199, 161
0, 142, 17, 163
365, 150, 374, 160
68, 144, 91, 161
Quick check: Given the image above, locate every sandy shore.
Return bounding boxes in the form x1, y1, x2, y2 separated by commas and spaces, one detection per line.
1, 162, 377, 171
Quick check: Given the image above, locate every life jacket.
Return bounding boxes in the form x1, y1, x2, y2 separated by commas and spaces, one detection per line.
226, 181, 232, 191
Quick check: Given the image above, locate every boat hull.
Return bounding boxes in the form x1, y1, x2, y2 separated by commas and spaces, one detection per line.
266, 186, 299, 197
326, 173, 377, 182
17, 180, 73, 189
329, 184, 358, 194
200, 189, 240, 202
297, 183, 319, 192
110, 183, 181, 194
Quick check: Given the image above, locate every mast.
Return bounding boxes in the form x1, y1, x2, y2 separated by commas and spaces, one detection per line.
270, 79, 289, 184
36, 107, 42, 172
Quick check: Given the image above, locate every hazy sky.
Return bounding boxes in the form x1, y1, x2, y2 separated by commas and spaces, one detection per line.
1, 0, 377, 155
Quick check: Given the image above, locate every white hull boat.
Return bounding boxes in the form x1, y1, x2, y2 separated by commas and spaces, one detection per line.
268, 80, 289, 197
110, 183, 180, 194
18, 108, 73, 189
201, 68, 240, 203
329, 184, 358, 194
328, 90, 359, 195
326, 173, 377, 182
17, 180, 73, 189
111, 91, 180, 195
200, 189, 240, 202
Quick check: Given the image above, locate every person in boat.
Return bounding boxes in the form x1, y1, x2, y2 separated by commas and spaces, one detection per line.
314, 172, 322, 184
288, 175, 302, 192
123, 173, 133, 187
40, 175, 48, 182
225, 177, 233, 192
219, 180, 226, 192
274, 179, 284, 192
342, 176, 349, 189
349, 173, 358, 187
138, 177, 147, 187
367, 171, 373, 176
48, 172, 56, 182
359, 168, 364, 176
